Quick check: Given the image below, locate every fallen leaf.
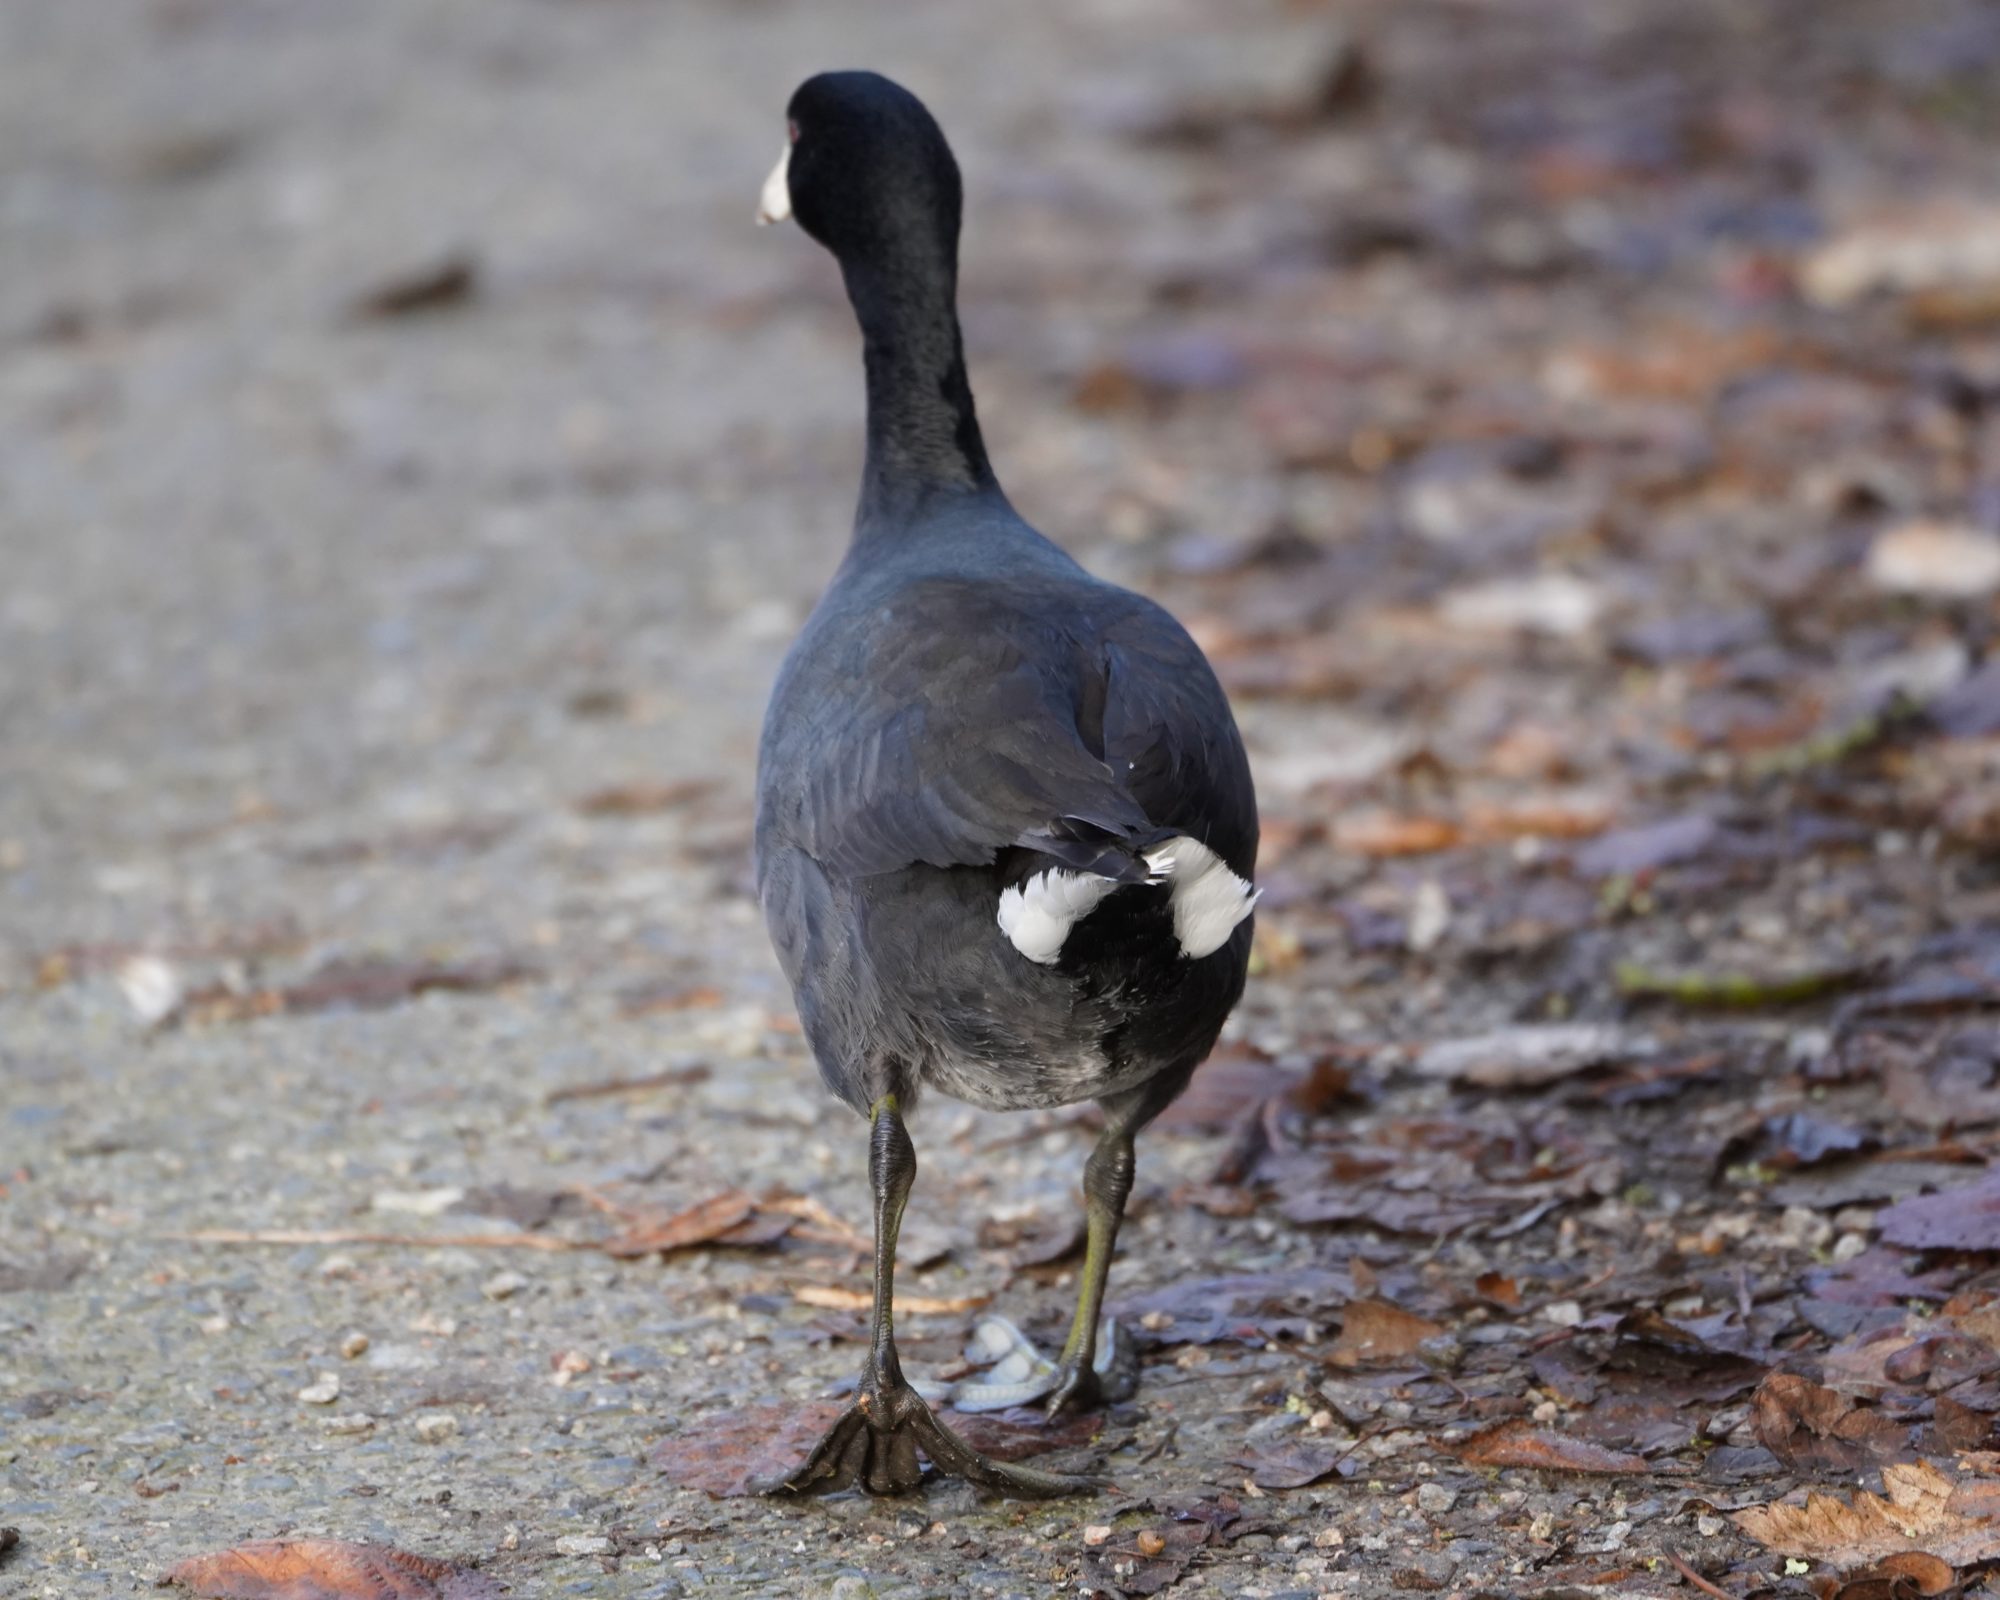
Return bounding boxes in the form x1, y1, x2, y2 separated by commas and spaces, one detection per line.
183, 958, 535, 1024
1079, 1519, 1211, 1598
599, 1191, 787, 1257
1328, 1299, 1444, 1368
1803, 201, 2000, 308
351, 252, 478, 318
575, 779, 716, 816
1439, 573, 1606, 638
1815, 1551, 1956, 1599
165, 1539, 503, 1598
1412, 1024, 1644, 1088
1450, 1420, 1649, 1474
1476, 1272, 1521, 1309
789, 1285, 989, 1316
615, 984, 725, 1018
1231, 1440, 1350, 1489
1333, 813, 1464, 857
655, 1401, 848, 1496
1929, 658, 2000, 739
1572, 814, 1717, 878
1733, 1460, 2000, 1567
1877, 1168, 2000, 1252
1866, 520, 2000, 599
1750, 1372, 1909, 1472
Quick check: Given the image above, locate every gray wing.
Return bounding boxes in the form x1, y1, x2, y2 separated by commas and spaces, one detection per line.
757, 575, 1254, 884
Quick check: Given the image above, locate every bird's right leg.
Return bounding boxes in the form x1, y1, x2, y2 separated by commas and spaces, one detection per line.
765, 1095, 1099, 1498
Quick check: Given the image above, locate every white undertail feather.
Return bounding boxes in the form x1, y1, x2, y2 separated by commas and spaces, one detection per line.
997, 870, 1116, 965
996, 836, 1257, 965
1145, 835, 1260, 959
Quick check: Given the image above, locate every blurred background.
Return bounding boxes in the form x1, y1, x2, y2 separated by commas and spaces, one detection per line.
4, 1, 2000, 1595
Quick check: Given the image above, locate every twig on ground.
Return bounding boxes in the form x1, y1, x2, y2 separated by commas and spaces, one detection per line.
171, 1228, 584, 1252
1665, 1550, 1738, 1600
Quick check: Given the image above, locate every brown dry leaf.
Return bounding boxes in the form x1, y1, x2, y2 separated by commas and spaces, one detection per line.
790, 1285, 988, 1316
1329, 1299, 1444, 1368
1333, 813, 1464, 857
184, 958, 535, 1025
351, 253, 477, 318
165, 1539, 503, 1598
598, 1191, 765, 1257
574, 779, 716, 817
1752, 1372, 1909, 1472
1451, 1419, 1648, 1475
1821, 1550, 1956, 1598
1734, 1460, 2000, 1567
1475, 1272, 1521, 1309
615, 983, 725, 1018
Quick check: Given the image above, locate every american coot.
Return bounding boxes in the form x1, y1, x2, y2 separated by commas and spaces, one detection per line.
753, 71, 1259, 1497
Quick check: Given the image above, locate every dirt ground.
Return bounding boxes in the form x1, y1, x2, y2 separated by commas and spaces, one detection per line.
5, 1, 2000, 1597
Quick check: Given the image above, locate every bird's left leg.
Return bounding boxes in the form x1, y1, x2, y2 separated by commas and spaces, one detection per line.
766, 1094, 1098, 1497
954, 1083, 1165, 1418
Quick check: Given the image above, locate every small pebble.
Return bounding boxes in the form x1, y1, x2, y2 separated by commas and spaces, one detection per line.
1139, 1310, 1173, 1332
414, 1413, 458, 1443
1082, 1525, 1112, 1547
1542, 1300, 1583, 1328
297, 1374, 341, 1405
1313, 1528, 1344, 1549
324, 1413, 374, 1436
1416, 1483, 1457, 1515
482, 1270, 529, 1301
340, 1331, 370, 1359
555, 1534, 614, 1557
1696, 1513, 1725, 1538
1135, 1530, 1166, 1557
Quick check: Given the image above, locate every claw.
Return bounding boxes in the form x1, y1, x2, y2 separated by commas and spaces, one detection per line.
760, 1373, 1100, 1499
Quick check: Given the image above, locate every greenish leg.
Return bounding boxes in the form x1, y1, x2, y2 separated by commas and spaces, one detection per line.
766, 1096, 1101, 1499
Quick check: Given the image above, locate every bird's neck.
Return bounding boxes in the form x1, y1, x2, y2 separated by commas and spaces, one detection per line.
841, 254, 998, 531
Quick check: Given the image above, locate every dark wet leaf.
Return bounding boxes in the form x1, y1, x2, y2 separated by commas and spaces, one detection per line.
351, 253, 478, 318
0, 1527, 16, 1559
1413, 1023, 1644, 1088
183, 957, 536, 1024
1762, 1113, 1873, 1169
1572, 815, 1717, 878
1929, 657, 2000, 738
1230, 1439, 1351, 1489
1877, 1168, 2000, 1252
454, 1183, 566, 1231
1451, 1420, 1649, 1475
0, 1253, 88, 1293
165, 1539, 504, 1599
655, 1401, 845, 1497
1080, 1520, 1211, 1597
1112, 1270, 1350, 1347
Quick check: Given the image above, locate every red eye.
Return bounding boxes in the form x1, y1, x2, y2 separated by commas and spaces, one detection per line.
788, 119, 800, 145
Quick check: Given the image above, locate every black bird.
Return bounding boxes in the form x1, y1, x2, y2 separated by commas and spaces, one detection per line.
753, 71, 1259, 1498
